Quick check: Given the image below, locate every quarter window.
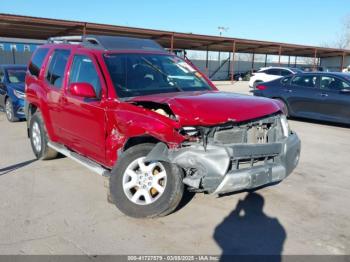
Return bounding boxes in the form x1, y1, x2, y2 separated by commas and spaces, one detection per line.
292, 75, 317, 88
69, 55, 102, 98
46, 50, 70, 89
281, 76, 292, 84
28, 48, 49, 77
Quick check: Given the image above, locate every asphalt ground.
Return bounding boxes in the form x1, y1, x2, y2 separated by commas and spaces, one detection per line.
0, 81, 349, 255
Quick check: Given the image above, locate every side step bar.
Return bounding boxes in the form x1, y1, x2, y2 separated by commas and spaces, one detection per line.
48, 142, 111, 177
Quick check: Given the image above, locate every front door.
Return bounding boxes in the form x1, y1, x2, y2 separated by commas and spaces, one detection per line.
316, 75, 350, 123
59, 52, 106, 164
287, 74, 320, 118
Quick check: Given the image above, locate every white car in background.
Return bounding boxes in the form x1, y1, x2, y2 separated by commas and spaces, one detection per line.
249, 67, 302, 89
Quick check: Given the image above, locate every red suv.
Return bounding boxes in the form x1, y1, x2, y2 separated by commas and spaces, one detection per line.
25, 35, 300, 218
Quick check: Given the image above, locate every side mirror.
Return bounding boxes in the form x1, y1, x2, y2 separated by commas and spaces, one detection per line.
69, 82, 96, 98
339, 89, 350, 94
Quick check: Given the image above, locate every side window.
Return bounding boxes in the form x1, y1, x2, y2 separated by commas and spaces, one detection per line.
280, 70, 292, 76
266, 69, 280, 75
46, 49, 70, 89
69, 55, 102, 98
281, 76, 292, 85
292, 75, 317, 88
320, 76, 350, 90
0, 69, 4, 83
28, 48, 49, 77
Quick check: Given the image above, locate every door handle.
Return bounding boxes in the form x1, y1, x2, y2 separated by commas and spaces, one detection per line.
284, 89, 292, 93
319, 93, 328, 97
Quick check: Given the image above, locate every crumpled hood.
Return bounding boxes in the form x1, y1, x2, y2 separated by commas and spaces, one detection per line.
130, 91, 282, 126
8, 82, 25, 93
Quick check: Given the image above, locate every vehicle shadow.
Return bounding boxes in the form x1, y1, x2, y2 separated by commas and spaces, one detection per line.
213, 193, 286, 261
0, 159, 37, 176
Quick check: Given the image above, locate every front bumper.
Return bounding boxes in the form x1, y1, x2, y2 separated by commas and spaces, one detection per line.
213, 133, 300, 194
147, 133, 300, 195
13, 98, 25, 119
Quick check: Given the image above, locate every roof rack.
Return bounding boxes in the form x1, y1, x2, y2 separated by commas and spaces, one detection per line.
47, 35, 165, 52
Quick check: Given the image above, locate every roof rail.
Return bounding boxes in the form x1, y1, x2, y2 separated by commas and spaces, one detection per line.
47, 35, 104, 49
46, 35, 165, 52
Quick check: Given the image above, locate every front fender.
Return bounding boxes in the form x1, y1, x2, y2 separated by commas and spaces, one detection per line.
105, 103, 185, 167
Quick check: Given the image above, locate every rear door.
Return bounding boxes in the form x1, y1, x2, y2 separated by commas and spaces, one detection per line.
59, 51, 106, 164
316, 75, 350, 123
43, 49, 71, 136
286, 74, 320, 117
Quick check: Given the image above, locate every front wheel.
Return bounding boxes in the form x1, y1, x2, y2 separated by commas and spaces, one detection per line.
109, 143, 184, 218
5, 98, 18, 122
29, 112, 58, 160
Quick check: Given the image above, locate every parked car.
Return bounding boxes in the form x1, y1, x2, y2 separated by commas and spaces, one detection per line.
0, 64, 27, 122
249, 67, 302, 89
25, 35, 300, 218
253, 72, 350, 124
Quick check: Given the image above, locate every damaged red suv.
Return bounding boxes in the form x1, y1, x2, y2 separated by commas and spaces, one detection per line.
25, 35, 300, 218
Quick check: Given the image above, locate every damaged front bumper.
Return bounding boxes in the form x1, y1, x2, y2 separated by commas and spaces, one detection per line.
146, 133, 300, 195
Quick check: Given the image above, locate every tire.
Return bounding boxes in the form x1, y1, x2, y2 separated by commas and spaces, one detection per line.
275, 98, 289, 117
109, 143, 184, 218
5, 97, 18, 122
29, 112, 58, 160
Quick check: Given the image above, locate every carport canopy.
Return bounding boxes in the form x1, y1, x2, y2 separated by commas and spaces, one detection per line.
1, 13, 350, 79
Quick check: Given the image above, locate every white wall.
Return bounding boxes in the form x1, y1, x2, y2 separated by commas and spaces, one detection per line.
320, 56, 350, 72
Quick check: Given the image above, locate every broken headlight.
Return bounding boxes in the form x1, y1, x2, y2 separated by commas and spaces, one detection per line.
280, 115, 290, 137
179, 126, 199, 136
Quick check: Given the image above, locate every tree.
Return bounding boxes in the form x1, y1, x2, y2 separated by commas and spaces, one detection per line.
323, 15, 350, 49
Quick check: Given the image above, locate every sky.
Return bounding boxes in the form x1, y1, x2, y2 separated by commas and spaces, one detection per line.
1, 0, 349, 47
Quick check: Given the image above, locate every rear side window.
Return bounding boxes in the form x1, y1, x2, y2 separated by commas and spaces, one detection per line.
292, 75, 318, 88
69, 55, 102, 98
28, 48, 49, 77
281, 76, 292, 84
46, 49, 70, 89
265, 69, 280, 75
280, 69, 292, 76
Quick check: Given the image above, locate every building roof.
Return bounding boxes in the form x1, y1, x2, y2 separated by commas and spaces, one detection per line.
0, 13, 349, 58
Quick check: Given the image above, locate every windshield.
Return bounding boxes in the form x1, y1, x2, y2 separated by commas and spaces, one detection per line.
104, 53, 212, 98
6, 69, 26, 83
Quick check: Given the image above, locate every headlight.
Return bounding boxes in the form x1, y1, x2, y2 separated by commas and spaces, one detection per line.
13, 89, 25, 99
280, 115, 290, 137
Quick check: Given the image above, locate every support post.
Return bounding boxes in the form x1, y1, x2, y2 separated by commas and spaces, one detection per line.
341, 52, 345, 72
264, 54, 268, 67
230, 41, 236, 83
170, 33, 174, 53
251, 53, 255, 71
83, 23, 87, 36
278, 45, 282, 65
205, 47, 209, 76
288, 56, 291, 67
313, 49, 318, 71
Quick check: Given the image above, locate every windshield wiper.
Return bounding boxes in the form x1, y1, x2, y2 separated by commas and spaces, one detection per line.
141, 57, 184, 92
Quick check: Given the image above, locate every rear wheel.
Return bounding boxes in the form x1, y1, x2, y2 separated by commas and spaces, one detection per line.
5, 98, 18, 122
109, 143, 184, 218
29, 112, 58, 160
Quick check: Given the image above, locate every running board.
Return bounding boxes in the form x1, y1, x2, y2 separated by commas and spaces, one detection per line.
48, 142, 111, 177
